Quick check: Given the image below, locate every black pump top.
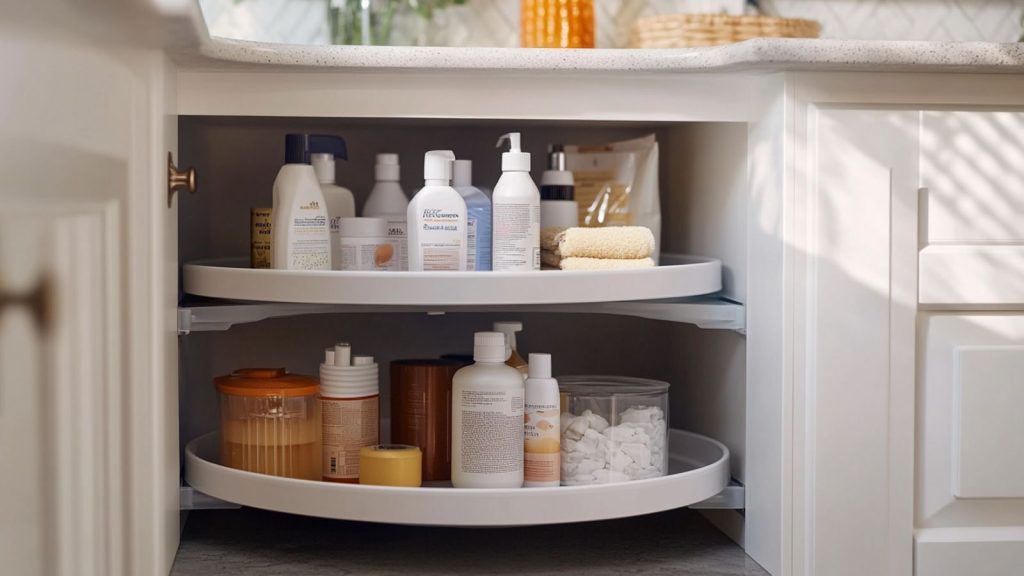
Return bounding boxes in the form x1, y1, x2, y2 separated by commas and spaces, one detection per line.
284, 133, 348, 164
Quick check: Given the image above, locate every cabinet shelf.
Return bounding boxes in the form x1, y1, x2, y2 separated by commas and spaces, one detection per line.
184, 429, 731, 527
182, 254, 722, 307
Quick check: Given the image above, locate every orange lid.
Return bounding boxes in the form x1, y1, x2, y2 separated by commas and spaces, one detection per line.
215, 368, 319, 398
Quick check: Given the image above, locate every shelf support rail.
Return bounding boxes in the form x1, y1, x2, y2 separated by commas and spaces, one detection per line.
177, 297, 745, 335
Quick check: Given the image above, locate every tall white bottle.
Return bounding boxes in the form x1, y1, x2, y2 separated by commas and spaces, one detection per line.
492, 132, 541, 271
406, 150, 467, 271
452, 332, 525, 489
363, 153, 409, 270
311, 151, 356, 270
272, 134, 347, 270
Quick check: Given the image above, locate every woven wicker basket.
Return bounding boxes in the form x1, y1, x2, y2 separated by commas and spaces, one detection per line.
629, 13, 821, 48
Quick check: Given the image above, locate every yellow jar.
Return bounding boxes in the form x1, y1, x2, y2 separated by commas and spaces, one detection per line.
520, 0, 595, 48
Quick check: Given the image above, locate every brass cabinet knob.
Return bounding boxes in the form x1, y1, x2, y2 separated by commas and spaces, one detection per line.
0, 276, 50, 332
168, 152, 197, 207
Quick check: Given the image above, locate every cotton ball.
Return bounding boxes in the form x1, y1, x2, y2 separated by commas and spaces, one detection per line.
565, 415, 589, 441
583, 410, 609, 432
576, 458, 604, 476
621, 443, 651, 467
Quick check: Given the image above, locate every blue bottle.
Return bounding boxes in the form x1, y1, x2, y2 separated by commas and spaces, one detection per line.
452, 159, 492, 271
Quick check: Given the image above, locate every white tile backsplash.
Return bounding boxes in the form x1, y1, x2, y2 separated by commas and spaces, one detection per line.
200, 0, 1024, 46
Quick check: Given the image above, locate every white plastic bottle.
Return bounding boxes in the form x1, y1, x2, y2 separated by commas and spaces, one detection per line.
493, 320, 528, 378
451, 332, 525, 488
406, 150, 467, 271
492, 132, 541, 271
452, 159, 492, 271
272, 134, 347, 270
364, 153, 409, 270
524, 353, 560, 487
311, 152, 356, 270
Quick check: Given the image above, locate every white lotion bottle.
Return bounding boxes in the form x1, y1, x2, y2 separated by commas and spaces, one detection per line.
406, 150, 467, 271
311, 151, 356, 270
524, 353, 560, 488
452, 332, 525, 489
363, 153, 409, 270
492, 132, 541, 271
272, 134, 347, 270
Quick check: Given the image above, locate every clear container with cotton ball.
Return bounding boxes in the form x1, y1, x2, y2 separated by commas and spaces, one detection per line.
559, 376, 669, 485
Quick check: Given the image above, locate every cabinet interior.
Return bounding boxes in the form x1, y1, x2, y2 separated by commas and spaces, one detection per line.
176, 115, 750, 491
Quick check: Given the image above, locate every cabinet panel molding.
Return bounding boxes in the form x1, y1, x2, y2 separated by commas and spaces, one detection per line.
953, 345, 1024, 499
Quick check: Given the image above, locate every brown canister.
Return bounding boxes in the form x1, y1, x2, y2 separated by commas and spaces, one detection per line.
390, 359, 463, 482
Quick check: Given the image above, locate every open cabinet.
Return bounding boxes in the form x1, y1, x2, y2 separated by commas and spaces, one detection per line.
4, 3, 1024, 576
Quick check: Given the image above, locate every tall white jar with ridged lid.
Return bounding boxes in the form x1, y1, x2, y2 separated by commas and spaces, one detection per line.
451, 332, 525, 488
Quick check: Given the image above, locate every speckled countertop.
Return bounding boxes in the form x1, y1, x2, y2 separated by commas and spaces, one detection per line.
180, 36, 1024, 73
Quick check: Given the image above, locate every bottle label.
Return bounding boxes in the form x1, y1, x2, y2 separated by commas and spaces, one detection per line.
458, 389, 523, 474
525, 400, 560, 484
418, 208, 464, 271
289, 209, 330, 270
385, 217, 407, 271
493, 202, 540, 271
321, 396, 379, 481
466, 217, 477, 271
250, 208, 272, 269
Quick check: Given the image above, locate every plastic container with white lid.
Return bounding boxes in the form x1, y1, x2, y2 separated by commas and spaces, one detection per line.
337, 217, 395, 271
558, 376, 669, 486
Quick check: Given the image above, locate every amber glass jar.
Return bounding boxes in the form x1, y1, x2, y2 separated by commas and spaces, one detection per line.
520, 0, 595, 48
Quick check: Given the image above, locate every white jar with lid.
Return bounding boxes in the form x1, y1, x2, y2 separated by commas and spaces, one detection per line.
337, 217, 395, 271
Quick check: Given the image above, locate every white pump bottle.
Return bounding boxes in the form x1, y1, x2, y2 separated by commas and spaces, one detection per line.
311, 152, 356, 270
492, 132, 541, 271
406, 150, 468, 271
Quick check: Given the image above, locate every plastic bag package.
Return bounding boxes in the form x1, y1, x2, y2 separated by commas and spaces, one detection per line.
564, 134, 661, 263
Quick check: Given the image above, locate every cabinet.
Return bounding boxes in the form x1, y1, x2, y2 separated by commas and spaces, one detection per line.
4, 4, 1024, 575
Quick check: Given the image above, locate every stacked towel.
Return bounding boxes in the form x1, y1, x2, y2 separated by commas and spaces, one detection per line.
541, 226, 656, 271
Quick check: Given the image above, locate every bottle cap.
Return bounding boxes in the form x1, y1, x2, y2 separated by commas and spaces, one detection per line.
311, 153, 335, 183
473, 331, 508, 363
527, 353, 551, 379
496, 132, 530, 172
452, 159, 472, 187
285, 133, 347, 165
424, 150, 456, 182
547, 144, 567, 170
338, 217, 387, 238
375, 153, 400, 182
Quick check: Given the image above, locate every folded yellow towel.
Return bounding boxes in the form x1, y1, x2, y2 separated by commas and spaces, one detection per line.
560, 257, 656, 271
557, 227, 655, 260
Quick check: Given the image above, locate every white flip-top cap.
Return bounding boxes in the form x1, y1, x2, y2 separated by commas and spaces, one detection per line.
452, 159, 472, 187
474, 331, 508, 363
424, 150, 455, 182
311, 152, 335, 183
339, 217, 386, 237
528, 353, 551, 379
375, 153, 400, 181
496, 132, 530, 172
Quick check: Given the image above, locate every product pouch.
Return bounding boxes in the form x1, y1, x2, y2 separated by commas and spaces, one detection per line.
564, 134, 661, 263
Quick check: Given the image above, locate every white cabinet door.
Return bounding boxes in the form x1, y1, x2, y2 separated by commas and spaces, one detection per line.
916, 315, 1024, 576
0, 10, 178, 576
919, 111, 1024, 306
